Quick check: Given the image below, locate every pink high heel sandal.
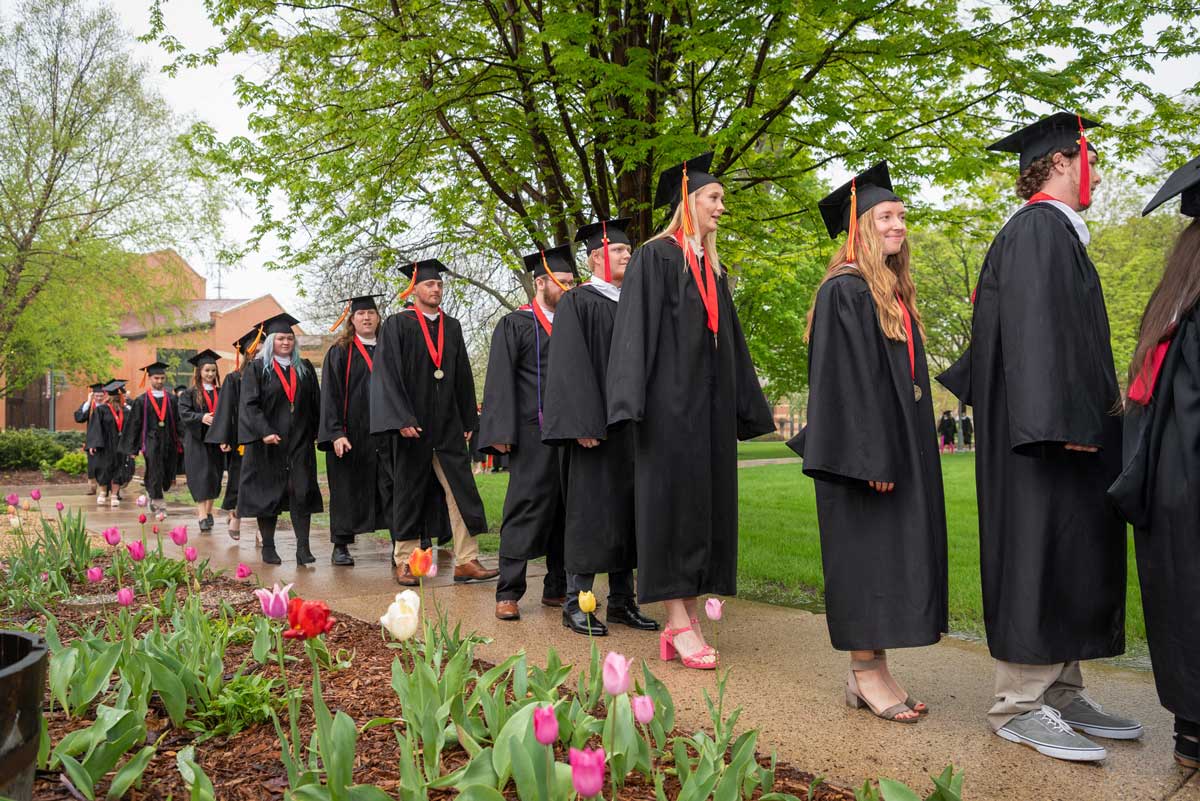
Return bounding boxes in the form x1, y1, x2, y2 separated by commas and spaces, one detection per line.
660, 625, 718, 670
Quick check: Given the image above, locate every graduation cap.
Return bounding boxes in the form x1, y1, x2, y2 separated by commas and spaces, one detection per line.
817, 161, 903, 261
139, 361, 169, 388
654, 153, 720, 211
328, 294, 385, 332
233, 326, 265, 368
187, 349, 221, 368
104, 380, 126, 396
87, 381, 106, 392
1142, 155, 1200, 218
397, 259, 449, 300
575, 218, 632, 282
521, 244, 577, 291
989, 112, 1100, 206
260, 312, 300, 336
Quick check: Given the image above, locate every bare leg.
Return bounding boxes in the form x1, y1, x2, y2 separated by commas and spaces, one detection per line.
850, 649, 918, 721
664, 598, 715, 665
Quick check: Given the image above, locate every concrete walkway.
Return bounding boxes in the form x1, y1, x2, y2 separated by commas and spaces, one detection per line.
25, 484, 1200, 800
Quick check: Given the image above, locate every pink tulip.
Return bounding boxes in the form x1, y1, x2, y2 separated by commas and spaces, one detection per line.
117, 587, 134, 606
55, 501, 64, 512
632, 694, 655, 725
254, 583, 293, 619
170, 526, 188, 546
30, 489, 41, 501
103, 527, 121, 546
126, 540, 146, 561
705, 597, 724, 621
138, 513, 147, 524
569, 747, 606, 798
155, 511, 167, 522
533, 704, 558, 745
4, 493, 18, 507
86, 567, 103, 583
235, 563, 253, 579
152, 525, 159, 534
184, 546, 198, 562
602, 651, 633, 696
40, 571, 49, 581
427, 561, 438, 577
136, 495, 148, 508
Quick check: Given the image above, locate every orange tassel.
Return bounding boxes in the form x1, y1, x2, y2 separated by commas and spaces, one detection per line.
246, 326, 264, 358
328, 303, 350, 332
680, 165, 694, 238
399, 263, 418, 299
1077, 114, 1091, 208
235, 351, 240, 370
601, 220, 611, 282
541, 251, 571, 292
847, 178, 859, 263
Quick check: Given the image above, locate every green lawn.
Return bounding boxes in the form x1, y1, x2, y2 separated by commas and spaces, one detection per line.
736, 440, 799, 461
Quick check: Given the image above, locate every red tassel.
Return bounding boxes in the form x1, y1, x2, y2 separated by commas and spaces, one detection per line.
601, 220, 611, 282
847, 178, 859, 263
1077, 114, 1091, 208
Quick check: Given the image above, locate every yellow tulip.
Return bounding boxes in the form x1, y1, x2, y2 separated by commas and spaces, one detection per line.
578, 591, 597, 614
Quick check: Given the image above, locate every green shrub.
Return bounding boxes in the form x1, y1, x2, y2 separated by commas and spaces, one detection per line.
0, 429, 67, 470
47, 429, 87, 451
53, 452, 89, 475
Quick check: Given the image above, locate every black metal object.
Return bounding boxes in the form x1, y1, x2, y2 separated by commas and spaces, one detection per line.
0, 630, 48, 801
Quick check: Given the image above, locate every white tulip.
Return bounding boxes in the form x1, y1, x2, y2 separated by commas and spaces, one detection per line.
379, 590, 421, 641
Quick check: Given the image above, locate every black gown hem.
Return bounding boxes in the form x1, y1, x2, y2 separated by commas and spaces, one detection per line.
829, 631, 945, 652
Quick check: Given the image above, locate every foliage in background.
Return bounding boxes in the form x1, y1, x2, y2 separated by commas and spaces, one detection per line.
0, 428, 67, 470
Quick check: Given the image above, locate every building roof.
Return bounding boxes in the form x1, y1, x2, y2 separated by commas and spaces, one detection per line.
119, 298, 255, 338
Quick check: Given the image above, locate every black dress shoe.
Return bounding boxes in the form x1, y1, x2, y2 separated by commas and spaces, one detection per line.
331, 544, 355, 566
607, 601, 659, 631
563, 606, 608, 636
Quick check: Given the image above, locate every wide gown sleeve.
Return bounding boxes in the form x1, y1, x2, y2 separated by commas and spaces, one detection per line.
542, 291, 606, 444
118, 397, 144, 456
318, 346, 348, 450
238, 364, 275, 444
606, 245, 664, 427
477, 317, 520, 455
370, 315, 420, 434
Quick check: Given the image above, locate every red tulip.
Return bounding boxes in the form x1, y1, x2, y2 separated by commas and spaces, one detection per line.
283, 598, 337, 639
407, 547, 433, 578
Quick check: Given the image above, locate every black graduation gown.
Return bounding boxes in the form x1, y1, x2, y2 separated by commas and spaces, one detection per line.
74, 402, 99, 479
86, 403, 130, 486
541, 285, 637, 574
119, 393, 182, 497
369, 308, 487, 541
478, 307, 563, 561
178, 387, 224, 502
237, 359, 323, 518
205, 371, 242, 512
794, 274, 948, 651
1109, 307, 1200, 724
318, 339, 388, 537
606, 238, 775, 604
939, 202, 1125, 665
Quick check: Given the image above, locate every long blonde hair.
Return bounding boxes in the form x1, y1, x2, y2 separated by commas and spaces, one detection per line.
804, 206, 922, 343
648, 186, 722, 276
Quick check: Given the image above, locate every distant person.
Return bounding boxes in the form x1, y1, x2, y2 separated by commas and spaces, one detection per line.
75, 382, 107, 495
938, 410, 957, 453
207, 327, 263, 542
1110, 156, 1200, 769
798, 161, 947, 724
119, 362, 183, 514
86, 380, 133, 507
961, 414, 974, 450
178, 350, 225, 532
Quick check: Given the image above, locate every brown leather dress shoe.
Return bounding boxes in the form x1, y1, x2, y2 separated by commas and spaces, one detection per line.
394, 563, 418, 586
454, 559, 500, 582
495, 600, 520, 620
541, 596, 566, 607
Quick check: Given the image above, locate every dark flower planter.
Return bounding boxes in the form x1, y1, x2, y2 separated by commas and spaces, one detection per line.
0, 630, 47, 801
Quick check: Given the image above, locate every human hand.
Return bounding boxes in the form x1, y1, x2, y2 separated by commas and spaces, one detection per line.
400, 427, 421, 438
219, 444, 231, 453
333, 437, 352, 457
263, 434, 282, 445
1065, 443, 1099, 453
202, 413, 214, 426
492, 443, 510, 454
577, 437, 600, 448
868, 480, 895, 493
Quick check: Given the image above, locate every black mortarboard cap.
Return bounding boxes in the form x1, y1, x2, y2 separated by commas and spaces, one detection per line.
343, 294, 384, 312
261, 312, 300, 336
399, 259, 448, 285
234, 326, 264, 353
1142, 155, 1200, 218
141, 361, 169, 376
817, 161, 902, 239
522, 244, 578, 278
88, 381, 106, 391
187, 349, 221, 367
174, 385, 188, 393
654, 152, 720, 209
988, 112, 1100, 172
104, 380, 126, 395
575, 218, 633, 254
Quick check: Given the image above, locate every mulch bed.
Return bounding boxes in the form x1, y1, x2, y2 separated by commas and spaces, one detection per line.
8, 572, 854, 801
0, 469, 87, 486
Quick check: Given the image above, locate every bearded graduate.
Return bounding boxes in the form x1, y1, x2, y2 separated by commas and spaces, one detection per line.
606, 153, 775, 670
319, 295, 388, 567
238, 313, 323, 566
939, 113, 1139, 761
479, 245, 575, 622
542, 218, 657, 636
119, 362, 182, 514
206, 327, 263, 543
178, 350, 225, 532
795, 161, 947, 725
1109, 156, 1200, 770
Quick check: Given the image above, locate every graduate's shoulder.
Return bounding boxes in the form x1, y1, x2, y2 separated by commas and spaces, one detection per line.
815, 270, 872, 304
998, 202, 1080, 243
634, 237, 683, 263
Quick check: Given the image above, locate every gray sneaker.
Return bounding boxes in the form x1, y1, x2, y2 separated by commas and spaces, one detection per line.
996, 706, 1108, 762
1055, 694, 1143, 740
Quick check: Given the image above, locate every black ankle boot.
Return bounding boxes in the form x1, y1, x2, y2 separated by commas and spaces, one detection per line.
295, 533, 315, 566
331, 544, 354, 566
261, 544, 282, 565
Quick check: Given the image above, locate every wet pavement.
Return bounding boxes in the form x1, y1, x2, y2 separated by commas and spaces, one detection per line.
20, 483, 1200, 800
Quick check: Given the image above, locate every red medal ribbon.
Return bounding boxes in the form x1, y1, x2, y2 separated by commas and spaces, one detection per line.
530, 301, 553, 336
109, 401, 124, 433
272, 359, 297, 409
896, 292, 916, 381
201, 386, 219, 415
415, 308, 444, 371
1129, 336, 1174, 406
147, 392, 169, 425
352, 336, 374, 372
672, 229, 719, 335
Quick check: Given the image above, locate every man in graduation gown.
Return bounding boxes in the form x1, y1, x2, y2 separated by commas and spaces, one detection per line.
479, 245, 574, 621
87, 380, 134, 505
319, 294, 389, 567
206, 327, 262, 542
76, 382, 107, 496
542, 220, 658, 635
370, 259, 497, 586
939, 113, 1140, 761
119, 362, 182, 515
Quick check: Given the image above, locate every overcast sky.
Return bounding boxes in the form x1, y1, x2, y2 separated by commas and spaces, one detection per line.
113, 2, 1199, 327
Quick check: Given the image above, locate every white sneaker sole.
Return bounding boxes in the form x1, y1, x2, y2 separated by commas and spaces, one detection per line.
997, 728, 1107, 762
1065, 722, 1144, 741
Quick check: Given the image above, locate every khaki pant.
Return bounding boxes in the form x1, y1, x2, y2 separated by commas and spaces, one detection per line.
988, 659, 1084, 731
393, 454, 479, 568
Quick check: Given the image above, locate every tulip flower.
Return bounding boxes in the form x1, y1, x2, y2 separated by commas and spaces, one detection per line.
170, 526, 188, 546
40, 571, 49, 581
426, 560, 438, 577
55, 501, 64, 512
705, 597, 724, 621
155, 511, 167, 522
116, 587, 134, 607
4, 493, 17, 507
152, 525, 159, 535
7, 505, 15, 514
184, 546, 198, 562
86, 567, 104, 583
578, 591, 597, 614
20, 500, 29, 511
235, 563, 253, 579
30, 489, 41, 501
254, 582, 293, 619
632, 695, 655, 725
126, 540, 146, 561
602, 651, 633, 696
103, 527, 121, 546
407, 547, 433, 578
533, 704, 559, 745
136, 495, 148, 508
569, 747, 606, 798
379, 590, 420, 641
283, 597, 337, 639
138, 513, 147, 524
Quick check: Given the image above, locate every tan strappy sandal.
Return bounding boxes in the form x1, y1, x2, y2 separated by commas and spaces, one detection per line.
874, 649, 928, 714
845, 657, 920, 724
